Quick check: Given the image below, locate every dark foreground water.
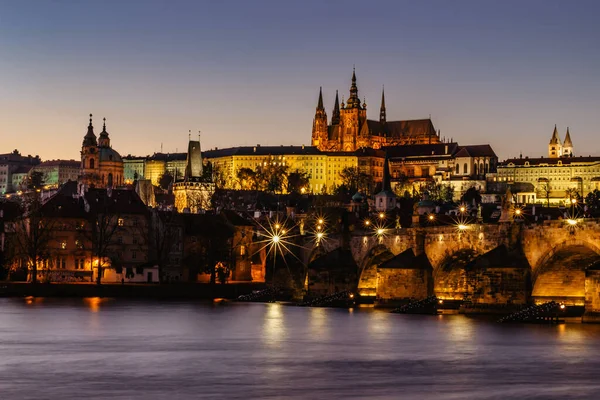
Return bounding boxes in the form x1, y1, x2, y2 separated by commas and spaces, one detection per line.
1, 299, 600, 400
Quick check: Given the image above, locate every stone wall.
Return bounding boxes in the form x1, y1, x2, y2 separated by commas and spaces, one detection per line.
467, 268, 529, 305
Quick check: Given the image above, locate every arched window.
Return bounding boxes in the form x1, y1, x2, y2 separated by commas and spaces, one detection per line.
463, 163, 468, 174
89, 158, 95, 169
455, 164, 459, 174
108, 173, 113, 187
474, 163, 478, 175
480, 163, 484, 175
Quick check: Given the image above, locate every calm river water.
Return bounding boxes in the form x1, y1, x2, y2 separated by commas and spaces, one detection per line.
1, 298, 600, 399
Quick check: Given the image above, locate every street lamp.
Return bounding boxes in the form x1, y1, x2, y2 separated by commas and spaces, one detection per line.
428, 214, 435, 221
379, 212, 385, 220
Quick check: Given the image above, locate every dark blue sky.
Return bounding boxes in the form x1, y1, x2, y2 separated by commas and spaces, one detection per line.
1, 0, 599, 159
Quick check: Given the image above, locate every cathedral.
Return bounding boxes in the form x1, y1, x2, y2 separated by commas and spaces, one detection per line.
80, 114, 124, 188
548, 124, 574, 158
311, 69, 440, 152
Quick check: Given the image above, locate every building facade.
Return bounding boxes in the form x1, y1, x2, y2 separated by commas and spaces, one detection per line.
0, 150, 40, 194
311, 69, 440, 152
31, 160, 80, 188
496, 127, 599, 204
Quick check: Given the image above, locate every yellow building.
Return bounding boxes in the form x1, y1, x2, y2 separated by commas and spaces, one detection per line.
497, 127, 600, 204
203, 145, 359, 194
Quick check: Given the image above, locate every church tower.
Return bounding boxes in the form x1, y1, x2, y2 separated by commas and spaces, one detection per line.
311, 87, 328, 149
563, 127, 573, 157
548, 125, 562, 158
81, 114, 99, 185
339, 68, 367, 151
379, 87, 386, 124
98, 118, 110, 148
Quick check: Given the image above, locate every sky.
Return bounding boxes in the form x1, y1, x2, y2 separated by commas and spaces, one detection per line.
1, 0, 600, 161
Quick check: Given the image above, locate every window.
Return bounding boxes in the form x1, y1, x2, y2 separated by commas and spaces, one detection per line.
132, 251, 137, 259
60, 241, 67, 249
89, 159, 94, 169
455, 164, 459, 174
463, 163, 468, 174
75, 240, 83, 249
240, 245, 246, 256
118, 218, 124, 226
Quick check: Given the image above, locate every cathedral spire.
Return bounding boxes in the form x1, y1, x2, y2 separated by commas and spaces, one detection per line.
332, 90, 340, 125
346, 66, 361, 109
317, 86, 324, 111
379, 86, 386, 123
549, 124, 561, 145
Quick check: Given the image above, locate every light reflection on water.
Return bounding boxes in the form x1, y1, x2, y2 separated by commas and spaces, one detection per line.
1, 299, 600, 399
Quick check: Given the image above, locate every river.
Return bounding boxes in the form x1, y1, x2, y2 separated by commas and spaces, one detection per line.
0, 298, 599, 399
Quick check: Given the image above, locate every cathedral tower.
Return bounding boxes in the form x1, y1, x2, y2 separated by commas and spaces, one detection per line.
563, 127, 573, 157
548, 125, 562, 158
311, 87, 328, 149
339, 68, 367, 151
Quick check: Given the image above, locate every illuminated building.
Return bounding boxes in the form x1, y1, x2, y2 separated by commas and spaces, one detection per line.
31, 160, 80, 188
173, 138, 214, 213
311, 68, 440, 152
80, 115, 124, 189
497, 127, 600, 204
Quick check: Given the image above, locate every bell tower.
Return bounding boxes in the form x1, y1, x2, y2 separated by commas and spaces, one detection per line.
81, 114, 99, 185
311, 87, 328, 150
548, 125, 562, 159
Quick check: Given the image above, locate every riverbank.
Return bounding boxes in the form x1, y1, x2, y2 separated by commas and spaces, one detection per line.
0, 282, 266, 299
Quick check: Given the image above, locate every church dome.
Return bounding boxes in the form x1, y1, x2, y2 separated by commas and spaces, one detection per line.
98, 147, 122, 163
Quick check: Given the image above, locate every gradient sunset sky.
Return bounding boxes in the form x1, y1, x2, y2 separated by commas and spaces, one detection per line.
1, 0, 599, 161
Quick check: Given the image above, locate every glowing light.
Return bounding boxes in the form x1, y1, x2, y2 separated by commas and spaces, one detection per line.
438, 299, 444, 304
317, 224, 322, 231
458, 224, 468, 231
379, 212, 385, 219
318, 218, 324, 225
459, 206, 466, 213
377, 228, 385, 235
281, 230, 287, 235
571, 198, 577, 205
349, 293, 354, 299
515, 209, 521, 216
567, 219, 577, 226
364, 220, 371, 226
316, 232, 324, 239
275, 223, 280, 230
300, 187, 306, 194
272, 235, 281, 243
560, 304, 566, 310
428, 214, 435, 221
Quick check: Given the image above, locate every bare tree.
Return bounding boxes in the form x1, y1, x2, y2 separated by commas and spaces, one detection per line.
11, 193, 55, 283
149, 210, 181, 282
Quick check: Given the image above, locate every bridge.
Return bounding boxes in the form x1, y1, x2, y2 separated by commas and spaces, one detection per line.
300, 219, 600, 315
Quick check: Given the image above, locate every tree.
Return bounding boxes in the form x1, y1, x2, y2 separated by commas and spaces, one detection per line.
339, 167, 370, 194
585, 189, 600, 217
236, 168, 257, 190
11, 193, 55, 283
149, 210, 181, 281
565, 187, 581, 204
158, 172, 174, 191
81, 194, 122, 285
287, 169, 310, 194
538, 182, 551, 207
462, 187, 482, 206
425, 183, 455, 203
27, 171, 45, 191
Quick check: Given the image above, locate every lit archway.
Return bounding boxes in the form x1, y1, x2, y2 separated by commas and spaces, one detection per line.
434, 249, 479, 301
357, 245, 394, 297
532, 243, 600, 306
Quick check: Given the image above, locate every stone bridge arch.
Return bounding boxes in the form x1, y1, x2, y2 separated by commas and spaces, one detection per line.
433, 248, 480, 300
357, 244, 394, 297
531, 238, 600, 306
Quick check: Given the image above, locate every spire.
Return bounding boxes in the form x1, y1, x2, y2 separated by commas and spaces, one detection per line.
98, 117, 110, 147
382, 152, 391, 192
379, 86, 386, 123
332, 90, 340, 125
317, 87, 324, 111
346, 66, 361, 109
82, 113, 97, 147
564, 127, 573, 146
549, 124, 561, 145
